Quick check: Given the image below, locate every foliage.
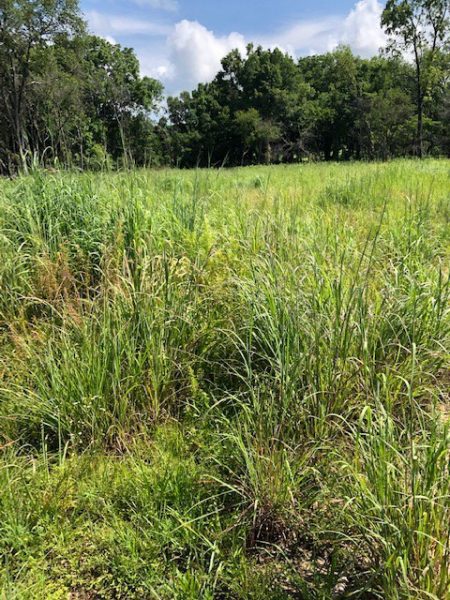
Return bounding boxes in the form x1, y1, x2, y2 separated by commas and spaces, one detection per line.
382, 0, 450, 157
165, 43, 450, 167
0, 1, 163, 174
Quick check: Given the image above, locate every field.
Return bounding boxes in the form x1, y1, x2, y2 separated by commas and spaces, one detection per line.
0, 160, 449, 599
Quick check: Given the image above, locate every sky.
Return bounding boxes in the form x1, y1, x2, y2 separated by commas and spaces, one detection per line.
81, 0, 387, 93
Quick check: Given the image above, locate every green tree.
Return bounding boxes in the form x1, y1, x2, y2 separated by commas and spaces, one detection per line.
356, 54, 416, 158
299, 47, 361, 160
0, 0, 84, 172
83, 36, 163, 166
382, 0, 450, 157
234, 108, 281, 164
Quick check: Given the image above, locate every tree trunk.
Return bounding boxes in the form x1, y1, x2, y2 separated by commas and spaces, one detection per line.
417, 97, 424, 159
414, 42, 424, 160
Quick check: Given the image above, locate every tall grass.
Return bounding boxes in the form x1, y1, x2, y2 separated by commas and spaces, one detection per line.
0, 161, 449, 598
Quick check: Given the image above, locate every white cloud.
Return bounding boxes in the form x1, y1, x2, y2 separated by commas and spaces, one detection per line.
103, 35, 118, 45
262, 16, 342, 55
165, 20, 247, 90
87, 10, 171, 37
341, 0, 386, 56
139, 54, 174, 80
263, 0, 385, 57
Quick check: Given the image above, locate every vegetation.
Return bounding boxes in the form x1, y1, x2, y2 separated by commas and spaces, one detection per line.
1, 0, 449, 596
0, 160, 449, 598
382, 0, 450, 158
0, 0, 163, 175
0, 0, 449, 173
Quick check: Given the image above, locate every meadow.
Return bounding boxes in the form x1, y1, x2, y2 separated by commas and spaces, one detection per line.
0, 160, 449, 599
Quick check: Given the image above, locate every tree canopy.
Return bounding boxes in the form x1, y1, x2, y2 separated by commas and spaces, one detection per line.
0, 0, 449, 174
382, 0, 450, 157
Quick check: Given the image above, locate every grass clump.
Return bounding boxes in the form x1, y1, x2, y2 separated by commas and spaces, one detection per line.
0, 160, 449, 598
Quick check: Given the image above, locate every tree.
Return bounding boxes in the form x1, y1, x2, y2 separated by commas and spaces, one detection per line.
299, 47, 361, 160
83, 36, 163, 166
166, 45, 316, 167
0, 0, 84, 172
382, 0, 450, 157
234, 108, 281, 165
0, 4, 164, 175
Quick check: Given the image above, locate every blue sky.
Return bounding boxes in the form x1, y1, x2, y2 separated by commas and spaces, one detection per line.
81, 0, 386, 92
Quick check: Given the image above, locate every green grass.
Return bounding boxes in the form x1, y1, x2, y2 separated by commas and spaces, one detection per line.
0, 160, 449, 598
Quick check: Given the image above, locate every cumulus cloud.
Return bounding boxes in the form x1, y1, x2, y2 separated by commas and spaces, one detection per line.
165, 20, 247, 90
263, 0, 385, 57
139, 55, 174, 80
341, 0, 386, 56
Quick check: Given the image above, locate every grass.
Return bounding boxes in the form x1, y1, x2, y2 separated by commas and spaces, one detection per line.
0, 160, 449, 598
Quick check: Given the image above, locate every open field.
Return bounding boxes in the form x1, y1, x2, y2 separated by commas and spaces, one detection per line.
0, 160, 449, 599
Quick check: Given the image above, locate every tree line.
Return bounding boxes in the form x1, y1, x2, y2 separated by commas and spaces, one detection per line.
0, 0, 449, 174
